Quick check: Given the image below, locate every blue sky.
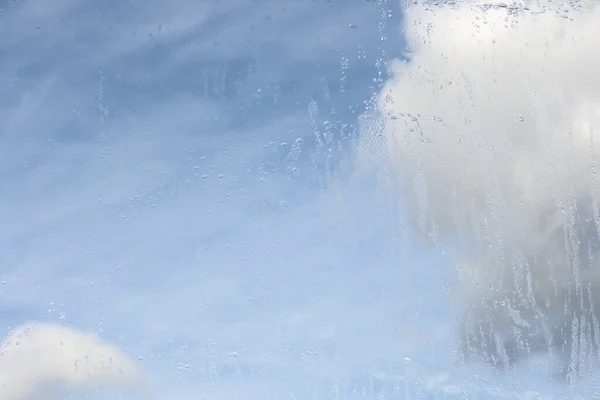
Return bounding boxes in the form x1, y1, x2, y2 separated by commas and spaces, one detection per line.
1, 0, 598, 399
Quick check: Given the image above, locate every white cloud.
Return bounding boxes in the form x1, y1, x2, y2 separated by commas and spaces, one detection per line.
0, 322, 145, 400
361, 0, 600, 377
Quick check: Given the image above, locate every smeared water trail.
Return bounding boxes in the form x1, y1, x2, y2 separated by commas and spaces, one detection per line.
360, 0, 600, 389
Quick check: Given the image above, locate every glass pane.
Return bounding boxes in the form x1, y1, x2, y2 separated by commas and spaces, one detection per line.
1, 0, 598, 399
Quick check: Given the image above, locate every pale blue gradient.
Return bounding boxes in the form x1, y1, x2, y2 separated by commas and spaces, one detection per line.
0, 1, 583, 399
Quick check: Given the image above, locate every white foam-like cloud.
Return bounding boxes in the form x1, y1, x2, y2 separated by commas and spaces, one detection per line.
361, 0, 600, 377
0, 322, 144, 400
375, 1, 600, 243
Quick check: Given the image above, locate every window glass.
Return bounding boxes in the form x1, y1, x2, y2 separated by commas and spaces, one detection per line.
1, 0, 598, 399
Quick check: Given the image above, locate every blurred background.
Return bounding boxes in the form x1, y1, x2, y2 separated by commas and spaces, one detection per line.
0, 0, 592, 399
